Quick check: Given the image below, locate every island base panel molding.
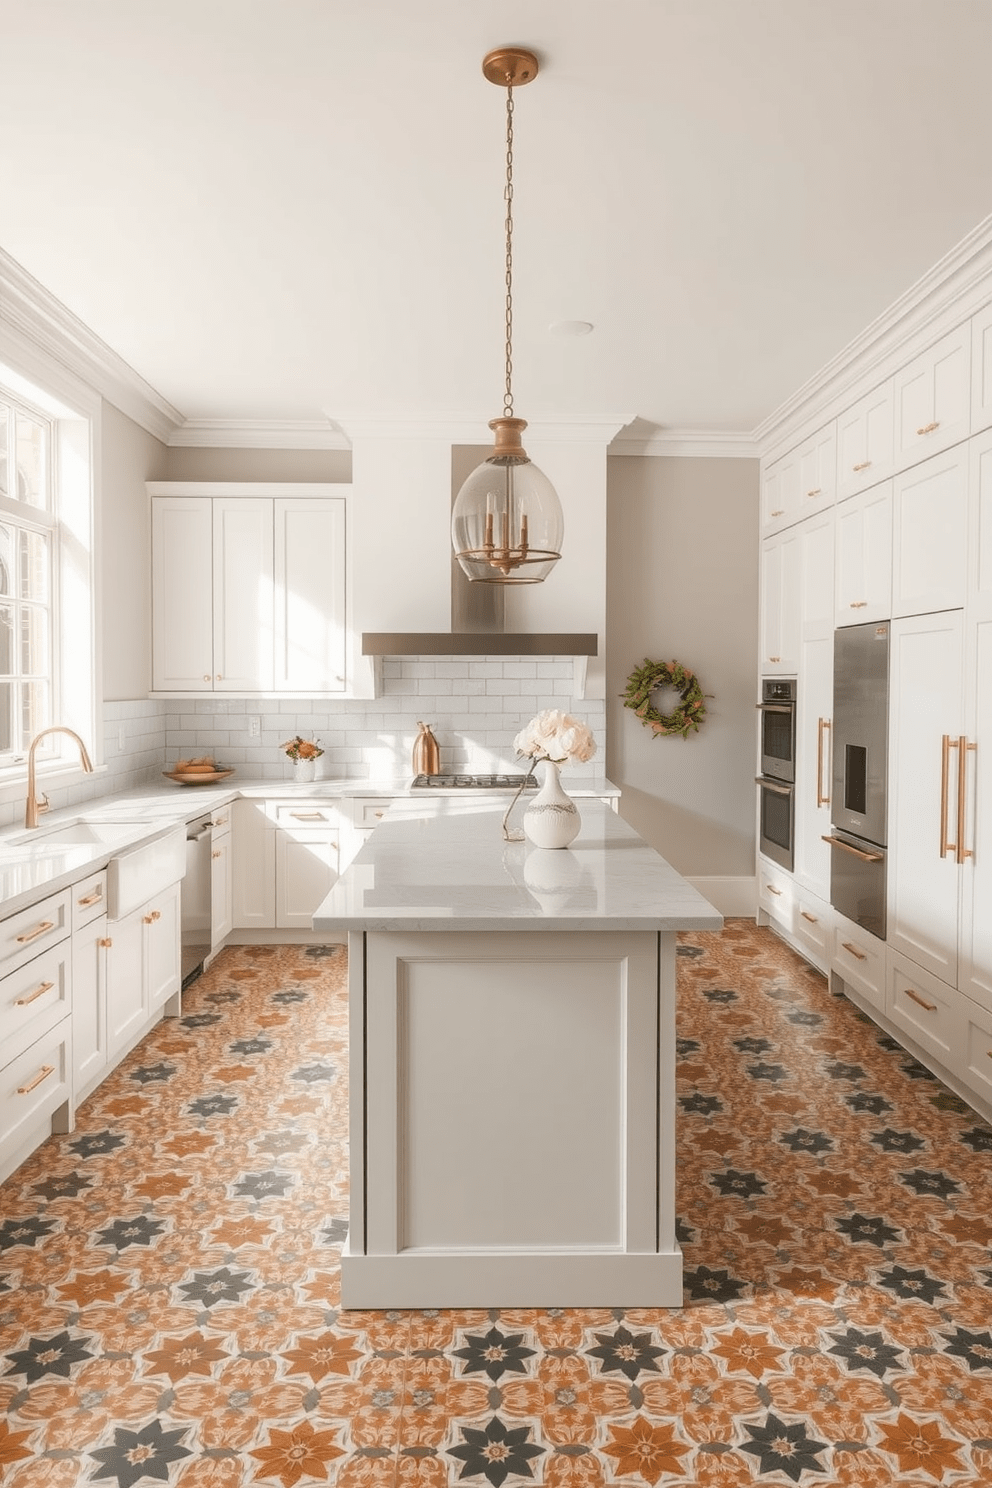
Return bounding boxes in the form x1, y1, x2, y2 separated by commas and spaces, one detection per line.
340, 1245, 683, 1310
346, 928, 681, 1309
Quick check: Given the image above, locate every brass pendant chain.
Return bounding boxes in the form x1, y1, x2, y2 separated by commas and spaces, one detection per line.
503, 85, 514, 419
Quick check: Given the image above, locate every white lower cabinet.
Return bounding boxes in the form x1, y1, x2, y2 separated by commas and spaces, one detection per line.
210, 816, 234, 949
232, 799, 276, 928
72, 914, 109, 1099
959, 998, 992, 1107
106, 880, 182, 1059
757, 857, 795, 933
830, 910, 886, 1012
793, 887, 832, 968
886, 950, 960, 1071
232, 799, 339, 930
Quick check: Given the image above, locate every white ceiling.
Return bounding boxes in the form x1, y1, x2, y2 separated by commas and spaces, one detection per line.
2, 0, 992, 439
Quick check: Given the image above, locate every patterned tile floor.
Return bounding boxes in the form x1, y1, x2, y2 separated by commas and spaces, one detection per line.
1, 925, 991, 1486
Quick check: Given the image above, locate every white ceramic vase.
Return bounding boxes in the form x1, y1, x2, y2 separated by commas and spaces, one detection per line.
523, 758, 580, 849
293, 758, 316, 782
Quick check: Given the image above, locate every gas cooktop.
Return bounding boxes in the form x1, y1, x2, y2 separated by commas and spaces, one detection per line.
412, 773, 537, 790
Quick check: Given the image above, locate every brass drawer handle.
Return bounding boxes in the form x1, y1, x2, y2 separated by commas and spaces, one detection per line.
375, 811, 386, 819
290, 812, 327, 821
816, 718, 831, 808
800, 911, 818, 924
822, 835, 883, 863
18, 1064, 55, 1095
849, 600, 868, 608
916, 420, 939, 436
15, 979, 55, 1007
767, 656, 781, 663
806, 487, 822, 498
767, 885, 783, 896
905, 987, 937, 1013
770, 508, 785, 517
841, 940, 867, 962
77, 889, 103, 907
852, 460, 872, 471
15, 920, 55, 945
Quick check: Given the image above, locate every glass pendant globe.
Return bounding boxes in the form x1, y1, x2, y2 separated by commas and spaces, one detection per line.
452, 419, 563, 584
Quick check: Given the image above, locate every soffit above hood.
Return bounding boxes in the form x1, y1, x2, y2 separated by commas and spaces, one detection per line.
361, 632, 597, 657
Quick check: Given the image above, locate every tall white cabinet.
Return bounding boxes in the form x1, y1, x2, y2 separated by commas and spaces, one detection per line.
150, 483, 348, 696
757, 293, 992, 1122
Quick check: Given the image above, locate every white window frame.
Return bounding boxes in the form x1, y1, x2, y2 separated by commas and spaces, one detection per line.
0, 331, 101, 805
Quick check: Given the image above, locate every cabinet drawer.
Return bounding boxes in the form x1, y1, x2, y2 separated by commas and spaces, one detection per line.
353, 799, 399, 828
0, 942, 71, 1063
0, 890, 71, 977
758, 860, 795, 931
831, 914, 885, 1008
271, 801, 340, 830
959, 998, 992, 1107
886, 951, 960, 1068
0, 1020, 71, 1160
794, 891, 832, 962
71, 870, 108, 931
210, 807, 233, 836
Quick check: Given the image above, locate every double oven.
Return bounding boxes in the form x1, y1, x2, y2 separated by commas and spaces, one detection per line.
756, 678, 796, 871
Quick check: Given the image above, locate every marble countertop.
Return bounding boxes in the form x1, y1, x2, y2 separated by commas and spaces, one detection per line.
0, 775, 621, 918
313, 798, 723, 934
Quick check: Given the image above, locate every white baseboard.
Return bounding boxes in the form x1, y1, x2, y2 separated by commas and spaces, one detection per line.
686, 875, 757, 919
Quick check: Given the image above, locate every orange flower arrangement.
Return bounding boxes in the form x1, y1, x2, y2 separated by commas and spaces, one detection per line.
280, 734, 324, 761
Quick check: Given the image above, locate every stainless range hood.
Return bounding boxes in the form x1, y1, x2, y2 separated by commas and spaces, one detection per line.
360, 550, 597, 657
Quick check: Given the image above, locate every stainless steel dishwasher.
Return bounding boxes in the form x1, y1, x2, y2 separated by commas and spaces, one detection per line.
181, 814, 212, 983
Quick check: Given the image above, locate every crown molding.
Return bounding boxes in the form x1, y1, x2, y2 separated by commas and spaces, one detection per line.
337, 414, 629, 445
610, 427, 759, 458
169, 418, 351, 449
0, 246, 183, 443
754, 211, 992, 463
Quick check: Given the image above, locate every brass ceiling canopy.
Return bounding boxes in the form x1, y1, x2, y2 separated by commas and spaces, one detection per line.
451, 45, 564, 585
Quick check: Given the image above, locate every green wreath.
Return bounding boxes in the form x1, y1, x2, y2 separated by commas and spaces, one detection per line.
622, 657, 709, 739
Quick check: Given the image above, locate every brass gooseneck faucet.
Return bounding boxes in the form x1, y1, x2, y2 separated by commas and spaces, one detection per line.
25, 727, 94, 829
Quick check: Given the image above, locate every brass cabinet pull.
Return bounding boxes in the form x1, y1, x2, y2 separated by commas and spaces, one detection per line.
375, 811, 386, 818
15, 980, 55, 1007
203, 674, 211, 682
15, 920, 55, 945
816, 718, 831, 807
18, 1064, 55, 1095
956, 738, 977, 865
143, 910, 162, 925
216, 674, 222, 681
213, 815, 228, 827
212, 850, 222, 859
849, 600, 868, 608
767, 656, 781, 663
905, 987, 937, 1013
853, 459, 872, 471
940, 734, 960, 859
767, 885, 783, 896
916, 420, 940, 435
822, 835, 883, 862
99, 937, 113, 948
77, 889, 103, 907
806, 487, 822, 498
770, 508, 785, 517
800, 911, 818, 924
290, 811, 327, 821
841, 940, 867, 962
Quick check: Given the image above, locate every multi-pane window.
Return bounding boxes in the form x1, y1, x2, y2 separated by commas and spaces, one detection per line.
0, 395, 55, 758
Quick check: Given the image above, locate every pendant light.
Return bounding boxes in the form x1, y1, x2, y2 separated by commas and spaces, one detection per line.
451, 46, 564, 585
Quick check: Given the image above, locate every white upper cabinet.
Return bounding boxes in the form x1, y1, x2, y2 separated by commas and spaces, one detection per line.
151, 498, 214, 691
970, 301, 992, 436
213, 499, 274, 692
273, 498, 346, 692
150, 483, 349, 696
761, 447, 801, 536
835, 480, 892, 626
891, 446, 969, 618
836, 380, 894, 503
893, 323, 971, 471
759, 527, 800, 673
796, 422, 837, 520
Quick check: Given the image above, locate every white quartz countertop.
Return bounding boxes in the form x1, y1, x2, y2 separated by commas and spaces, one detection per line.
0, 775, 621, 918
313, 798, 723, 933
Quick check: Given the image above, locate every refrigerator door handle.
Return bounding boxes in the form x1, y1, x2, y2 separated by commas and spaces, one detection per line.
940, 734, 960, 860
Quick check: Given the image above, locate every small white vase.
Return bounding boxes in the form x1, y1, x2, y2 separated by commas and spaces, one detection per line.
523, 759, 580, 849
293, 758, 316, 783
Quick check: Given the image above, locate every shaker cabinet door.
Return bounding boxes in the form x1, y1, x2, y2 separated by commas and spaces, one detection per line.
273, 498, 346, 692
212, 499, 274, 692
151, 498, 214, 691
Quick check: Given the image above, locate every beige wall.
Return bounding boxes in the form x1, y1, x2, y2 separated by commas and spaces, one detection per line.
162, 447, 351, 482
606, 455, 759, 878
99, 401, 167, 699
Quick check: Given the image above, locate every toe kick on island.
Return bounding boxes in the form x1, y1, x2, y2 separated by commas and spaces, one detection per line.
312, 798, 722, 1309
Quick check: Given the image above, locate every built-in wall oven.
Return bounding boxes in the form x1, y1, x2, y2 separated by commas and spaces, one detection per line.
825, 621, 889, 939
757, 678, 797, 870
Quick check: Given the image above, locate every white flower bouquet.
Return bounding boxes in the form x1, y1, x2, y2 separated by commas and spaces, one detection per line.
513, 709, 597, 767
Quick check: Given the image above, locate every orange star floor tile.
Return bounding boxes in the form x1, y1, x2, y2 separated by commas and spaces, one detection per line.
1, 926, 991, 1486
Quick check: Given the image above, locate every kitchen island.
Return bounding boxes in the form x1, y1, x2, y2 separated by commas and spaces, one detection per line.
313, 798, 722, 1307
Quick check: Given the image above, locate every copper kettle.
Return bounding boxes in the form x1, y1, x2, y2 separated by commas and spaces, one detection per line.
412, 721, 440, 776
